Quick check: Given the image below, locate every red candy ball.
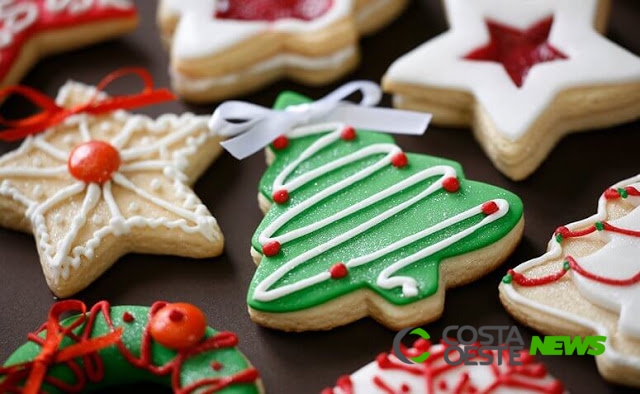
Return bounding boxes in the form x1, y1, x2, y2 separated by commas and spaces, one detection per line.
68, 140, 120, 184
481, 201, 500, 215
149, 303, 207, 351
272, 135, 289, 150
340, 126, 357, 141
329, 263, 348, 279
273, 189, 289, 204
262, 241, 281, 257
391, 152, 408, 168
442, 177, 460, 193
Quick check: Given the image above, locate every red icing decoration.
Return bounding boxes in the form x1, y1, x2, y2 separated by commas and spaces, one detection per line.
604, 186, 640, 200
442, 177, 460, 193
211, 361, 223, 371
215, 0, 333, 22
391, 152, 408, 168
150, 303, 207, 351
0, 1, 136, 84
262, 240, 281, 257
325, 340, 563, 394
122, 311, 135, 323
68, 140, 121, 184
464, 17, 568, 88
481, 201, 499, 215
273, 189, 290, 204
340, 126, 357, 141
329, 263, 348, 279
0, 67, 175, 142
508, 268, 569, 287
272, 135, 289, 150
0, 301, 259, 394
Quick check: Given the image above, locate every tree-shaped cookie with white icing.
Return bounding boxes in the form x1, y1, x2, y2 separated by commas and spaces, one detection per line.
500, 174, 640, 387
246, 91, 525, 331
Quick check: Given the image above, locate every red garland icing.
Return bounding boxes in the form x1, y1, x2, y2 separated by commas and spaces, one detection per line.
0, 301, 259, 394
323, 339, 563, 394
604, 186, 640, 200
0, 67, 175, 142
464, 17, 568, 88
215, 0, 333, 22
0, 0, 136, 83
508, 215, 640, 287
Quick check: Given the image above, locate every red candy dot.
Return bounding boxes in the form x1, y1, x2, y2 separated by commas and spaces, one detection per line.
401, 384, 410, 393
481, 201, 500, 215
68, 140, 120, 184
262, 241, 281, 257
442, 177, 460, 193
122, 311, 134, 323
391, 152, 408, 168
548, 381, 565, 394
438, 380, 447, 390
272, 135, 289, 150
211, 361, 223, 371
340, 126, 357, 141
273, 189, 289, 204
604, 188, 620, 200
149, 303, 207, 350
329, 263, 348, 279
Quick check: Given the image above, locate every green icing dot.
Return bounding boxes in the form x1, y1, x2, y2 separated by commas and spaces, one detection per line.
555, 233, 564, 243
619, 188, 629, 199
563, 261, 571, 271
595, 222, 604, 231
502, 274, 513, 284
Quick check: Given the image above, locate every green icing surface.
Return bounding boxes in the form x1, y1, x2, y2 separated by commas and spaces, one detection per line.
2, 305, 259, 394
248, 92, 524, 313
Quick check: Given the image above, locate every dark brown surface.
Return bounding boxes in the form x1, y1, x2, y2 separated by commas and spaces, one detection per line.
1, 0, 640, 392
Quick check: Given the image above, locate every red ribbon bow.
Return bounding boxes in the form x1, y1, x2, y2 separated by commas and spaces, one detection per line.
0, 300, 122, 394
0, 67, 176, 142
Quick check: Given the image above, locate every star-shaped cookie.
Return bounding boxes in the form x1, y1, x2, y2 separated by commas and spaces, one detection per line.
157, 0, 408, 102
383, 0, 640, 180
0, 0, 138, 87
500, 174, 640, 387
0, 81, 225, 297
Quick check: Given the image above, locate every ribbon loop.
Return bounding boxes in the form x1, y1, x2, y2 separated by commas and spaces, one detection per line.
0, 67, 176, 142
208, 81, 431, 160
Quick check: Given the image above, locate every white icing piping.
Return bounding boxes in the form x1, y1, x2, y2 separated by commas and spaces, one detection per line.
0, 81, 221, 281
503, 173, 640, 369
254, 123, 509, 302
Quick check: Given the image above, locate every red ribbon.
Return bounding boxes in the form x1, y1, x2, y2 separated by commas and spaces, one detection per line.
0, 300, 122, 394
0, 67, 176, 142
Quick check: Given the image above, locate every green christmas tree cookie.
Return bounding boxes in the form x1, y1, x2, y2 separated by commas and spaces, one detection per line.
247, 91, 525, 331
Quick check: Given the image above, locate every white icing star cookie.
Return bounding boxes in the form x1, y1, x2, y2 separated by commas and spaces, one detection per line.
0, 0, 138, 87
0, 80, 225, 297
156, 0, 408, 102
383, 0, 640, 180
500, 174, 640, 387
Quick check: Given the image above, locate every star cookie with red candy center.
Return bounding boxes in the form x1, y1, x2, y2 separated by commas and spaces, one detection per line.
383, 0, 640, 180
0, 79, 225, 297
0, 0, 138, 87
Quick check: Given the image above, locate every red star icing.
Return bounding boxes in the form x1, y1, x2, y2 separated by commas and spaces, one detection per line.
215, 0, 333, 22
464, 17, 568, 88
0, 0, 136, 84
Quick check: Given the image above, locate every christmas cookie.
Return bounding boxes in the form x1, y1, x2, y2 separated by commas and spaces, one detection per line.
0, 0, 138, 88
383, 0, 640, 180
156, 0, 408, 102
0, 69, 225, 297
500, 174, 640, 387
0, 300, 263, 393
245, 91, 524, 331
322, 339, 564, 394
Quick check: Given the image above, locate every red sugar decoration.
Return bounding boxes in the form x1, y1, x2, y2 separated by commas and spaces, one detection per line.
272, 135, 289, 150
329, 263, 348, 279
262, 241, 281, 257
482, 201, 500, 215
273, 189, 289, 204
169, 309, 184, 322
122, 312, 134, 323
443, 177, 460, 193
340, 126, 357, 141
391, 152, 408, 168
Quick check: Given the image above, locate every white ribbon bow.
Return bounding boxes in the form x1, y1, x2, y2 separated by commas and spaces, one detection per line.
208, 81, 432, 160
